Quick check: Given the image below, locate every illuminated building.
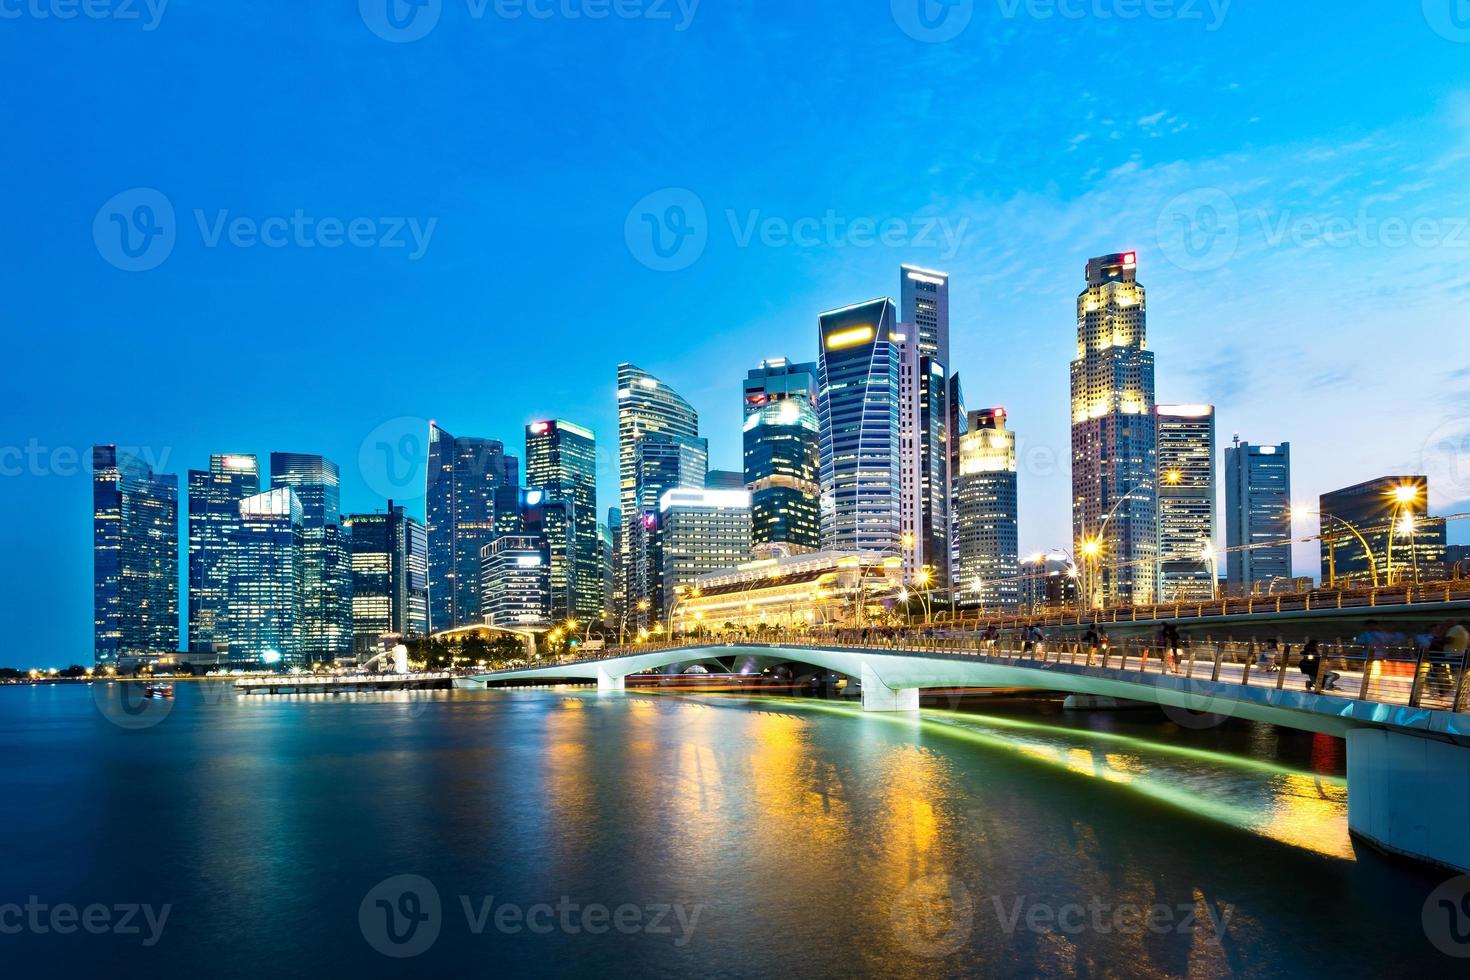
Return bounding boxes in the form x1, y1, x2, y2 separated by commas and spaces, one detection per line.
617, 363, 702, 624
1071, 252, 1157, 606
900, 265, 952, 593
269, 453, 352, 660
344, 503, 429, 651
1019, 551, 1081, 613
676, 551, 902, 632
520, 491, 576, 621
947, 372, 967, 590
426, 423, 519, 630
1225, 438, 1293, 594
658, 488, 753, 618
479, 536, 549, 628
817, 298, 903, 555
1319, 476, 1446, 589
225, 487, 305, 666
526, 419, 603, 621
598, 516, 616, 620
743, 359, 820, 556
93, 445, 179, 665
187, 453, 259, 653
627, 430, 707, 622
1156, 405, 1217, 602
956, 409, 1019, 611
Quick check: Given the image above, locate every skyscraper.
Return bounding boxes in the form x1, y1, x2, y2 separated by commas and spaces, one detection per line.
743, 359, 820, 556
520, 491, 577, 622
187, 453, 259, 653
1156, 405, 1217, 602
270, 453, 352, 661
900, 266, 952, 592
344, 503, 429, 650
1320, 476, 1446, 589
225, 487, 305, 667
93, 446, 179, 665
526, 419, 602, 621
629, 432, 708, 618
955, 409, 1019, 611
1225, 439, 1293, 594
479, 536, 550, 628
1071, 252, 1157, 607
659, 488, 753, 620
426, 423, 519, 631
817, 298, 903, 555
947, 372, 968, 591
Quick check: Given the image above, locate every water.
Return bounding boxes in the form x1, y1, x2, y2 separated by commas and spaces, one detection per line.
0, 682, 1461, 978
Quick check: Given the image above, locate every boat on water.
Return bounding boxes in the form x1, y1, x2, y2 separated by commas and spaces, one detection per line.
451, 678, 487, 691
144, 684, 175, 700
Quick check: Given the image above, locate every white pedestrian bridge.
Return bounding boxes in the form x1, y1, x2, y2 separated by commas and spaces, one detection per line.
468, 632, 1470, 875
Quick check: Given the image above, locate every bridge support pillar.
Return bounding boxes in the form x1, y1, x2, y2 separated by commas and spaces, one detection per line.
596, 669, 625, 693
1347, 729, 1470, 873
860, 664, 918, 712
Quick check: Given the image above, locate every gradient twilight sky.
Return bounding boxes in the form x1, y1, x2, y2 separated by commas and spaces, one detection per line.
3, 1, 1470, 662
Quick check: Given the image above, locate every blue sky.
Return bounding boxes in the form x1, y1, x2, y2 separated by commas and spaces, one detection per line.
3, 1, 1469, 661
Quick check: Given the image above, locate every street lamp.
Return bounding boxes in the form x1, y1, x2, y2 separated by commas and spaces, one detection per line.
1387, 483, 1423, 586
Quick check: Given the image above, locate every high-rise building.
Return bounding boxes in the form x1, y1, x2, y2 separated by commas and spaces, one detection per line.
605, 507, 622, 621
1071, 252, 1157, 607
817, 298, 903, 555
956, 409, 1019, 611
1156, 405, 1217, 602
744, 359, 820, 556
705, 470, 746, 490
93, 446, 179, 665
520, 491, 577, 622
479, 536, 550, 628
526, 419, 602, 621
598, 518, 616, 620
426, 423, 519, 631
1319, 476, 1447, 589
947, 372, 967, 591
1019, 551, 1082, 613
187, 453, 259, 653
1224, 439, 1293, 594
900, 266, 952, 593
617, 364, 702, 624
269, 453, 352, 660
344, 503, 429, 651
658, 488, 753, 619
225, 487, 305, 667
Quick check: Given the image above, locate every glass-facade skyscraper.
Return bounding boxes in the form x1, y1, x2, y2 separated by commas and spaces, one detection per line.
1319, 476, 1446, 589
426, 423, 519, 631
270, 453, 352, 660
1224, 439, 1293, 593
519, 491, 577, 622
187, 453, 259, 653
658, 488, 753, 620
817, 298, 903, 555
525, 419, 602, 621
93, 446, 179, 665
1156, 405, 1217, 602
1071, 252, 1157, 607
743, 359, 820, 556
225, 487, 305, 666
900, 266, 951, 592
344, 502, 429, 650
956, 409, 1019, 611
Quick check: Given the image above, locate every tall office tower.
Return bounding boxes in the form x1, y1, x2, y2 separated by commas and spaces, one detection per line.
269, 453, 352, 660
817, 298, 903, 555
744, 359, 820, 556
617, 363, 701, 623
628, 433, 708, 619
1156, 405, 1217, 602
426, 423, 519, 631
344, 503, 429, 651
1071, 252, 1157, 607
947, 373, 967, 591
658, 488, 753, 619
187, 453, 259, 653
598, 518, 616, 620
225, 487, 305, 667
93, 446, 179, 666
1224, 439, 1293, 594
1320, 476, 1447, 589
479, 536, 550, 628
520, 491, 577, 622
955, 409, 1019, 611
606, 507, 623, 621
900, 266, 953, 592
526, 419, 602, 621
705, 470, 745, 490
